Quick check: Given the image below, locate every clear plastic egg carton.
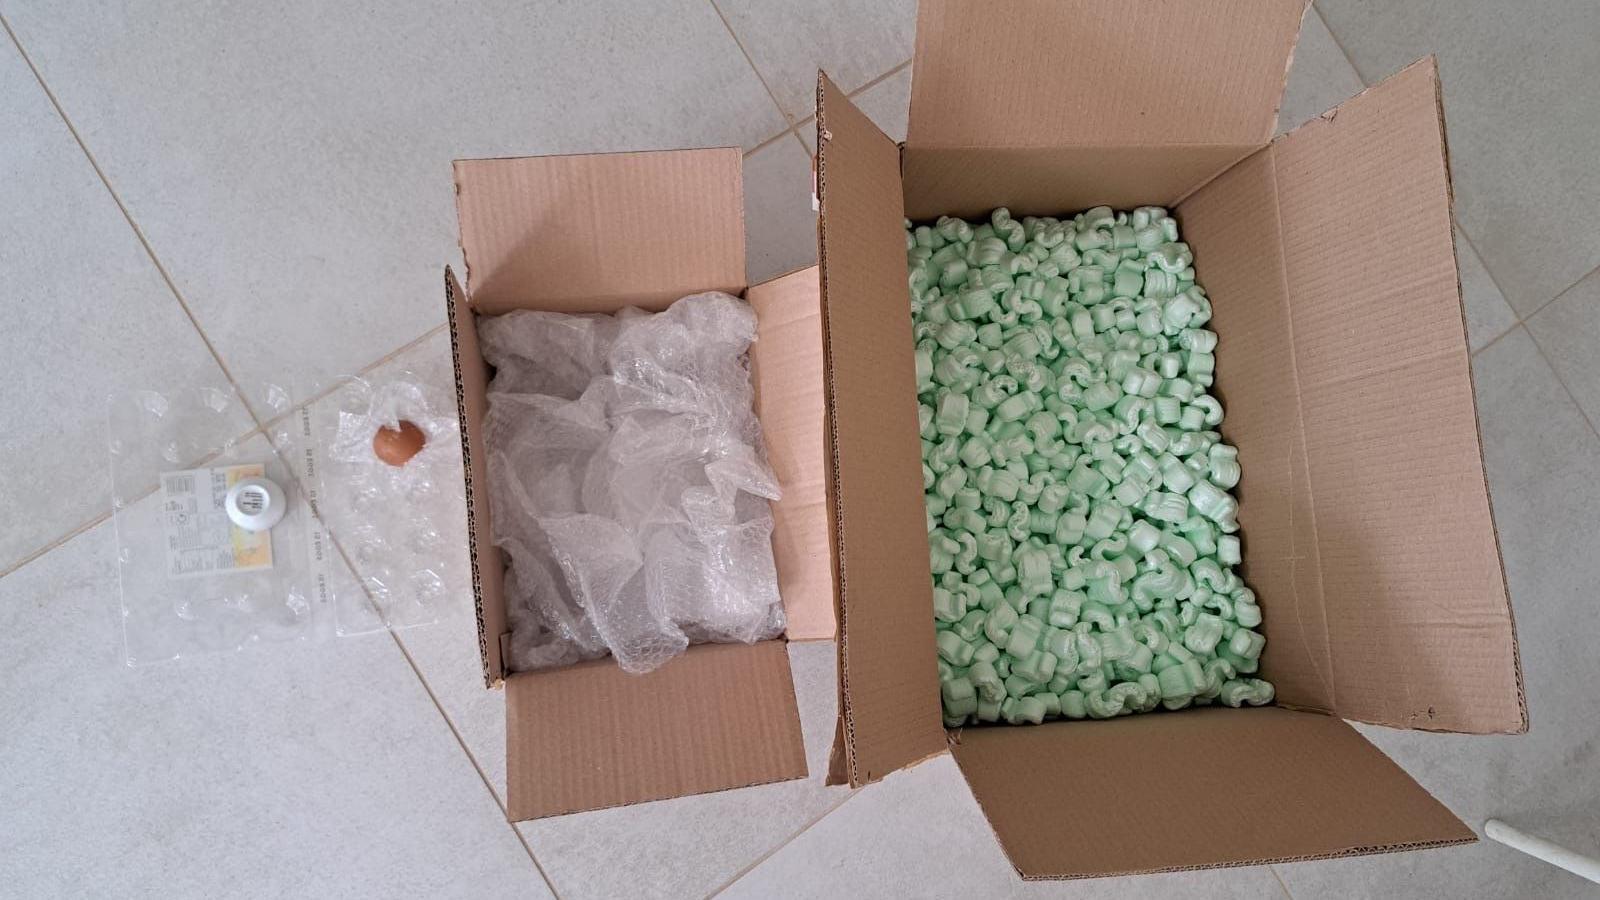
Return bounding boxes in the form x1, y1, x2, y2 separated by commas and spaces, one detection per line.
312, 372, 467, 635
108, 375, 465, 665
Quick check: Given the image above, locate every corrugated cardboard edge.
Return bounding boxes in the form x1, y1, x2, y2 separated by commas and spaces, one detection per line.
443, 266, 501, 689
815, 69, 949, 787
816, 69, 856, 786
1007, 838, 1475, 882
1274, 57, 1526, 734
1417, 56, 1526, 733
947, 704, 1472, 871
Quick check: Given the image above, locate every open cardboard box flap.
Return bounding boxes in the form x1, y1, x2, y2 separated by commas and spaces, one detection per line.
814, 72, 951, 787
1181, 57, 1524, 733
454, 149, 746, 314
953, 707, 1472, 878
448, 147, 821, 820
902, 0, 1309, 217
908, 0, 1306, 149
818, 0, 1525, 878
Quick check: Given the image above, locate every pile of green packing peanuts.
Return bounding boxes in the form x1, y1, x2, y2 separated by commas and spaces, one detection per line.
907, 206, 1275, 727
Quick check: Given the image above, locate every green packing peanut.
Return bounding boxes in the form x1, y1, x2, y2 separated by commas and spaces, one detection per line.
909, 206, 1274, 727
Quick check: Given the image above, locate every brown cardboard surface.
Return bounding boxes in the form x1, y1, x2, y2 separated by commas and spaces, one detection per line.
903, 144, 1257, 222
907, 0, 1307, 149
1269, 58, 1522, 733
504, 640, 806, 821
748, 266, 835, 641
953, 707, 1473, 879
1177, 152, 1335, 715
453, 149, 746, 315
444, 266, 506, 686
815, 72, 947, 785
448, 146, 815, 820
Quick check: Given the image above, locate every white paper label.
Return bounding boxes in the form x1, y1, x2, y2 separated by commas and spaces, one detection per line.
161, 464, 274, 578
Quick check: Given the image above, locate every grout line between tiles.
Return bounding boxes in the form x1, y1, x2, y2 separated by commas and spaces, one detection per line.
744, 55, 914, 151
744, 127, 800, 157
1523, 325, 1600, 448
1518, 258, 1600, 326
709, 0, 799, 133
1454, 225, 1521, 324
1471, 321, 1520, 358
1314, 1, 1600, 338
848, 57, 913, 102
789, 57, 914, 140
1267, 863, 1297, 899
0, 509, 122, 583
1310, 4, 1531, 356
704, 790, 860, 898
0, 12, 264, 427
0, 417, 265, 582
1466, 249, 1600, 360
1311, 2, 1374, 88
385, 628, 567, 899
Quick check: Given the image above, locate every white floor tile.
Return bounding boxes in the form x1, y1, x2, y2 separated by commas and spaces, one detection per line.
1525, 266, 1600, 427
1276, 328, 1600, 899
1316, 0, 1600, 314
716, 0, 915, 124
2, 0, 786, 415
0, 518, 550, 899
722, 754, 1290, 899
744, 136, 818, 284
852, 65, 912, 145
1459, 227, 1519, 352
0, 36, 253, 574
1277, 6, 1365, 135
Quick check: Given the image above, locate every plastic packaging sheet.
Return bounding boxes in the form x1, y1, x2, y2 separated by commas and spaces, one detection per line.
109, 385, 325, 663
108, 375, 465, 665
480, 292, 785, 674
315, 372, 467, 634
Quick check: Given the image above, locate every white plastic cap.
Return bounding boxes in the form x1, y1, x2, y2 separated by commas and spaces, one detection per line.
225, 476, 287, 532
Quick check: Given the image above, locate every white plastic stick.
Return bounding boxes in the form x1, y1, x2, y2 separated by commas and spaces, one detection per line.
1485, 819, 1600, 885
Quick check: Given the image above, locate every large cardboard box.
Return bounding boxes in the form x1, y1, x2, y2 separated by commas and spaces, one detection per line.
445, 148, 835, 821
815, 0, 1527, 879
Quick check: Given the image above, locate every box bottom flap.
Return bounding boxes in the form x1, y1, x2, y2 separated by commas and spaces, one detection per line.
951, 706, 1472, 878
505, 640, 807, 820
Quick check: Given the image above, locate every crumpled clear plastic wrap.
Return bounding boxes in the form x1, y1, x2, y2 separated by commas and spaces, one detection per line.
479, 292, 784, 674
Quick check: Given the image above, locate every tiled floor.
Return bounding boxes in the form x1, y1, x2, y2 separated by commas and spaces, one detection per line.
3, 2, 1597, 898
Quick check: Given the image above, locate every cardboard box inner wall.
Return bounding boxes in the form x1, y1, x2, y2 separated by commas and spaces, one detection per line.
447, 148, 834, 821
815, 0, 1526, 879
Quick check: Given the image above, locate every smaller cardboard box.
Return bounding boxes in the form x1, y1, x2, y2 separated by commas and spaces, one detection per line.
445, 148, 834, 821
814, 0, 1527, 879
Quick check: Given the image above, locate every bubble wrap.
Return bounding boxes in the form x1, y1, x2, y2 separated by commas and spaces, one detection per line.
479, 292, 784, 674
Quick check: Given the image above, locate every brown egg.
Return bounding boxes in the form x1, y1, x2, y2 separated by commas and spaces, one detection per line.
372, 420, 427, 467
